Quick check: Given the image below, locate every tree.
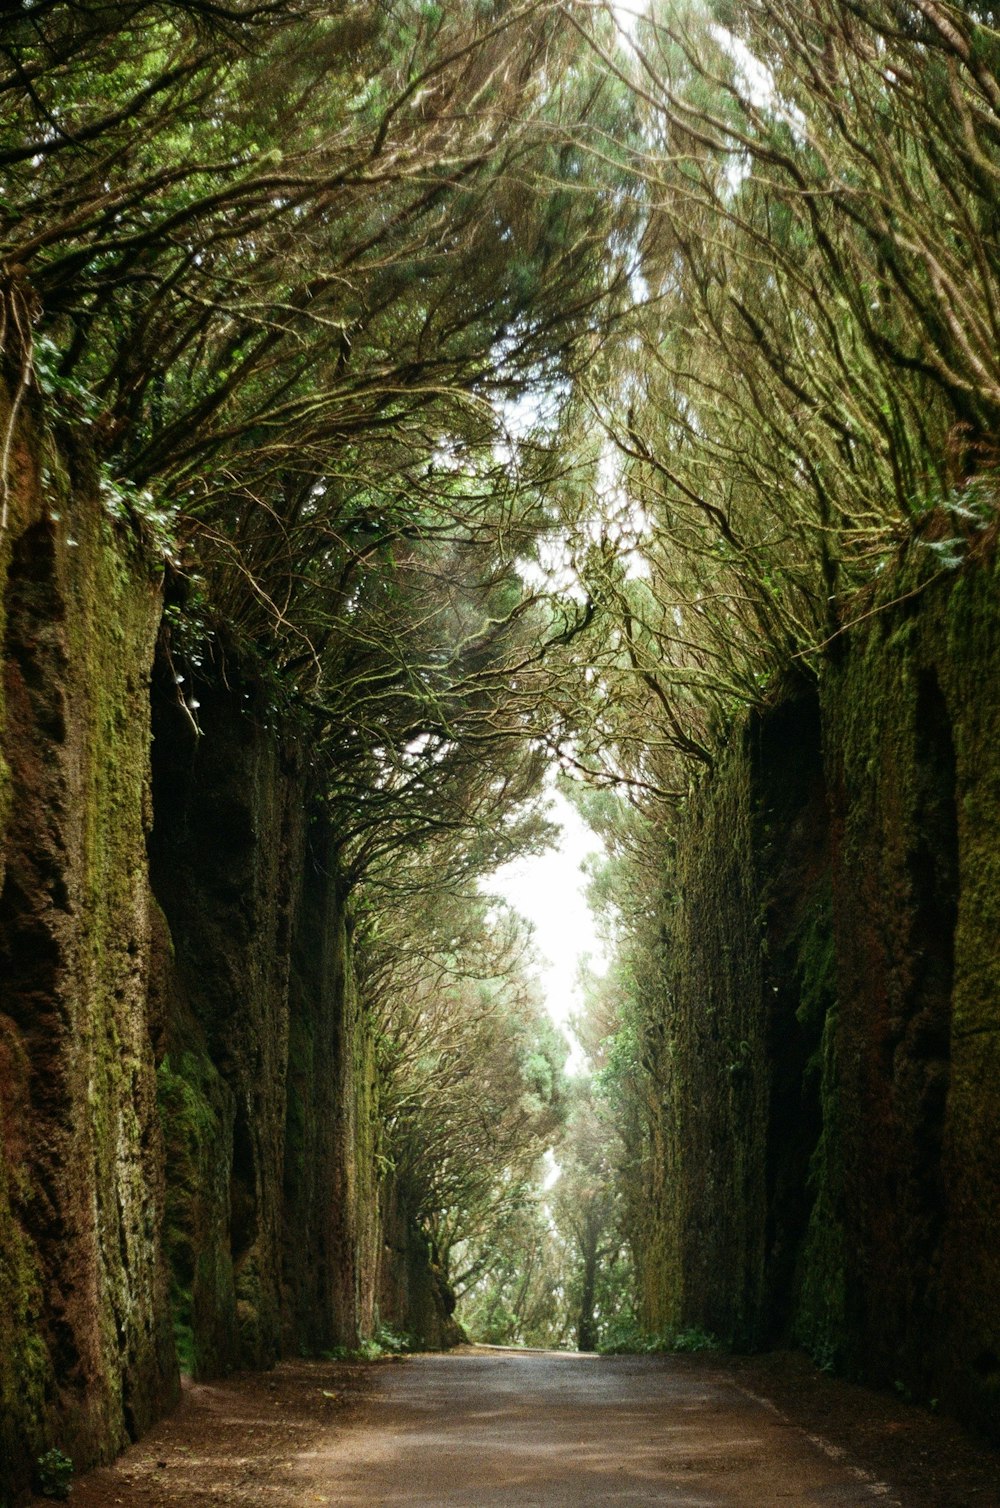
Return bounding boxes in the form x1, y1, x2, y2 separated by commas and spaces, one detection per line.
552, 0, 1000, 814
550, 1079, 632, 1351
358, 875, 568, 1299
4, 0, 640, 897
455, 1197, 572, 1348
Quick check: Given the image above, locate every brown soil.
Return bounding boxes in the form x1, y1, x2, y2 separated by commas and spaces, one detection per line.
36, 1349, 999, 1507
727, 1351, 1000, 1508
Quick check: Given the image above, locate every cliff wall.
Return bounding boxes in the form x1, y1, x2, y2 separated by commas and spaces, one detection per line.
0, 398, 176, 1498
0, 396, 446, 1503
823, 540, 1000, 1435
377, 1179, 464, 1352
148, 661, 382, 1371
635, 534, 1000, 1440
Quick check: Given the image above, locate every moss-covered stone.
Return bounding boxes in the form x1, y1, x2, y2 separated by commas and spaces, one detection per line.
792, 1001, 847, 1373
0, 390, 176, 1502
630, 683, 832, 1352
0, 386, 467, 1504
148, 667, 296, 1375
377, 1176, 464, 1351
149, 665, 390, 1371
281, 848, 381, 1354
633, 530, 1000, 1442
156, 1044, 235, 1378
823, 532, 1000, 1435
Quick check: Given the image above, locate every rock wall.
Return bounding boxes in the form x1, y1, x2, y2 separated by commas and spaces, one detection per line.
282, 833, 380, 1358
377, 1179, 464, 1351
0, 393, 451, 1503
630, 721, 768, 1346
149, 657, 384, 1372
0, 397, 176, 1499
636, 534, 1000, 1440
823, 539, 1000, 1436
149, 663, 298, 1376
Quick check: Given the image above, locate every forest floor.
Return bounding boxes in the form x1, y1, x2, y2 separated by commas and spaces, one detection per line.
41, 1348, 999, 1507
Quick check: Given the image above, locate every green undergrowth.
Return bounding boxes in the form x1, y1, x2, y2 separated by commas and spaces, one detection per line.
35, 1448, 73, 1500
598, 1319, 720, 1356
322, 1322, 413, 1361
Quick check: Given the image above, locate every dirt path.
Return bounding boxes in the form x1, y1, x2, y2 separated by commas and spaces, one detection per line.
49, 1350, 999, 1508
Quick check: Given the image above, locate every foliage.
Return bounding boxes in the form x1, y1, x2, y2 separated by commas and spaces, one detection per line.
2, 0, 639, 895
457, 1198, 572, 1349
454, 1074, 636, 1352
35, 1450, 73, 1501
325, 1322, 413, 1361
552, 0, 1000, 810
599, 1322, 718, 1356
548, 1079, 633, 1351
360, 868, 569, 1297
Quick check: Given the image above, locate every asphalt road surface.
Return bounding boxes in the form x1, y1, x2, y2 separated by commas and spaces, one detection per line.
293, 1350, 900, 1506
58, 1348, 1000, 1508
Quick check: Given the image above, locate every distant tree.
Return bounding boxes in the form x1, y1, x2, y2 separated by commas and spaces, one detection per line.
358, 876, 568, 1298
550, 1079, 632, 1351
455, 1198, 572, 1349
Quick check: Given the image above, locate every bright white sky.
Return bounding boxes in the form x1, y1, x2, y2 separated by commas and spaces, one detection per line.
489, 783, 608, 1074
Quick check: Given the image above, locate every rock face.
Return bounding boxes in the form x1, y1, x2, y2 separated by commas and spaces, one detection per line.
150, 665, 296, 1376
633, 534, 1000, 1441
378, 1179, 464, 1352
0, 401, 177, 1499
149, 663, 381, 1373
0, 395, 449, 1504
824, 547, 1000, 1436
281, 816, 380, 1359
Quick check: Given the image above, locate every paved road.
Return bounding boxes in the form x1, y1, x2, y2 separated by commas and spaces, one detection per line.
292, 1351, 901, 1506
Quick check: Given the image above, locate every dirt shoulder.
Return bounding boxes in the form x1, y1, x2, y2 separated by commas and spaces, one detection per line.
723, 1350, 1000, 1508
39, 1359, 376, 1508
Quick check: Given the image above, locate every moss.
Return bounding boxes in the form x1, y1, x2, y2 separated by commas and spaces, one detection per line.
156, 1047, 235, 1380
794, 885, 836, 1043
629, 733, 768, 1346
0, 393, 53, 1495
283, 1017, 313, 1191
1, 393, 176, 1500
596, 536, 1000, 1443
928, 551, 1000, 1436
793, 1004, 847, 1372
0, 1121, 49, 1482
817, 536, 1000, 1435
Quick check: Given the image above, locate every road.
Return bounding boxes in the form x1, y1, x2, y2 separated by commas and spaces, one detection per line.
289, 1350, 898, 1506
58, 1348, 1000, 1508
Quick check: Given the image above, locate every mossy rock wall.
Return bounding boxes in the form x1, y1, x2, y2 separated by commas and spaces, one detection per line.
0, 387, 451, 1500
0, 392, 177, 1500
377, 1177, 464, 1351
632, 683, 830, 1351
823, 540, 1000, 1436
149, 663, 389, 1371
655, 735, 767, 1347
282, 827, 380, 1354
148, 668, 298, 1374
639, 539, 1000, 1439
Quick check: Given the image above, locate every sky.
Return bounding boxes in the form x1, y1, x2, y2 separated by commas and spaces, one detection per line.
489, 784, 608, 1074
